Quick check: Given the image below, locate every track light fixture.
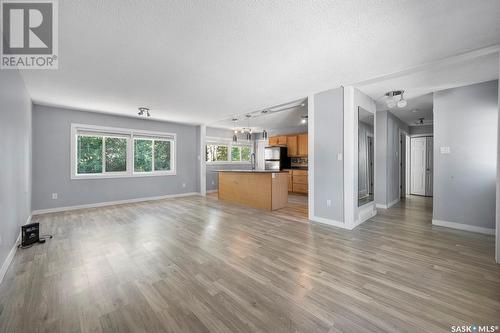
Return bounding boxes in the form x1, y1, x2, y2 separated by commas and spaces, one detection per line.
384, 90, 407, 109
138, 107, 150, 117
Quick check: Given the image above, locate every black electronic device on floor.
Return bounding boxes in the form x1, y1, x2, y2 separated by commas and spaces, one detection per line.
21, 222, 40, 247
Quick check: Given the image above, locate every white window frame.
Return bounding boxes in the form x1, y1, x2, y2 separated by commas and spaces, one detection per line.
205, 136, 252, 165
71, 123, 176, 179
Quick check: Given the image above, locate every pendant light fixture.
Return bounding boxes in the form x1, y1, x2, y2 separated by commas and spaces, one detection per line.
232, 117, 238, 142
262, 130, 268, 139
245, 114, 252, 140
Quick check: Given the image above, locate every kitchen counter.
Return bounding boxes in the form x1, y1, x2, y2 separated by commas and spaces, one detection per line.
217, 170, 288, 210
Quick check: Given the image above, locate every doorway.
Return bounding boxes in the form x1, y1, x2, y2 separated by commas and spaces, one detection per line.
410, 136, 433, 196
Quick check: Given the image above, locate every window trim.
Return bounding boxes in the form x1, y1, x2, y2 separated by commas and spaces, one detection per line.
71, 123, 177, 180
205, 136, 252, 165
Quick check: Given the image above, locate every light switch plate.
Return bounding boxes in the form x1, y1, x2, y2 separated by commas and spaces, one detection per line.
440, 146, 451, 154
337, 153, 343, 161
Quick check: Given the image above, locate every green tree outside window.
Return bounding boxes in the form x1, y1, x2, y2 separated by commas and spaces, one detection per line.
154, 140, 171, 171
105, 137, 127, 172
77, 136, 103, 174
134, 139, 153, 172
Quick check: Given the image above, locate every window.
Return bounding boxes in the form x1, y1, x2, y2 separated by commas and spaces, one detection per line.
105, 137, 127, 172
230, 146, 251, 162
134, 138, 172, 173
241, 146, 251, 161
71, 124, 176, 179
205, 138, 252, 164
77, 135, 103, 174
206, 144, 229, 162
231, 146, 241, 161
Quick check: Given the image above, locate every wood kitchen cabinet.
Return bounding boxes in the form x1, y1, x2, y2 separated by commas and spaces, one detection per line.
292, 169, 308, 194
268, 133, 308, 157
286, 136, 298, 157
297, 134, 308, 156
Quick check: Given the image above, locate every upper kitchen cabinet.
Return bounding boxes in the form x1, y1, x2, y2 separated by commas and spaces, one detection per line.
298, 134, 308, 156
286, 136, 297, 157
269, 135, 287, 146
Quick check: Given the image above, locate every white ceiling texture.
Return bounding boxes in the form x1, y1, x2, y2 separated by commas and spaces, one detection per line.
21, 0, 500, 125
356, 52, 499, 126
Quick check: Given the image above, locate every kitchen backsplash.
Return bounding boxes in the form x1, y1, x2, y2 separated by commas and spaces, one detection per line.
291, 157, 308, 165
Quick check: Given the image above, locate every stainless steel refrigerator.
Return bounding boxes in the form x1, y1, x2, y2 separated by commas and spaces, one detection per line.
264, 146, 291, 170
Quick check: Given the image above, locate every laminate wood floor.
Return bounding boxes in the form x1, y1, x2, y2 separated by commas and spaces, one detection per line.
1, 195, 499, 332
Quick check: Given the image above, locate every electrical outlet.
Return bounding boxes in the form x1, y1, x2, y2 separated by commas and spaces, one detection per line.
326, 199, 332, 207
182, 183, 186, 188
52, 193, 58, 200
211, 180, 215, 185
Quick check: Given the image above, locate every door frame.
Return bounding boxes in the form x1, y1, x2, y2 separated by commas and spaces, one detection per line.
367, 134, 374, 196
398, 128, 409, 199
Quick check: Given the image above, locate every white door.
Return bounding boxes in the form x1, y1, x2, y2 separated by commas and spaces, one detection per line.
411, 137, 426, 195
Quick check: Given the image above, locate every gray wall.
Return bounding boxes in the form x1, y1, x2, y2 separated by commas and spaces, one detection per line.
375, 110, 409, 206
205, 127, 252, 191
313, 87, 344, 222
434, 80, 498, 229
410, 125, 433, 136
32, 105, 199, 211
0, 70, 32, 274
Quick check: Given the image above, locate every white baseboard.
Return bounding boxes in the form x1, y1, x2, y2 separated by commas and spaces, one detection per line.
206, 189, 218, 193
432, 219, 495, 235
310, 215, 350, 229
358, 207, 377, 225
376, 198, 400, 209
32, 192, 200, 215
0, 215, 30, 285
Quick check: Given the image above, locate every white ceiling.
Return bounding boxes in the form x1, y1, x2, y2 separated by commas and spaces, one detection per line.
357, 52, 499, 126
212, 103, 308, 132
22, 0, 500, 125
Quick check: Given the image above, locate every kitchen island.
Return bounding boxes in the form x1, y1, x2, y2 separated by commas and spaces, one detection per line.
217, 170, 288, 210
